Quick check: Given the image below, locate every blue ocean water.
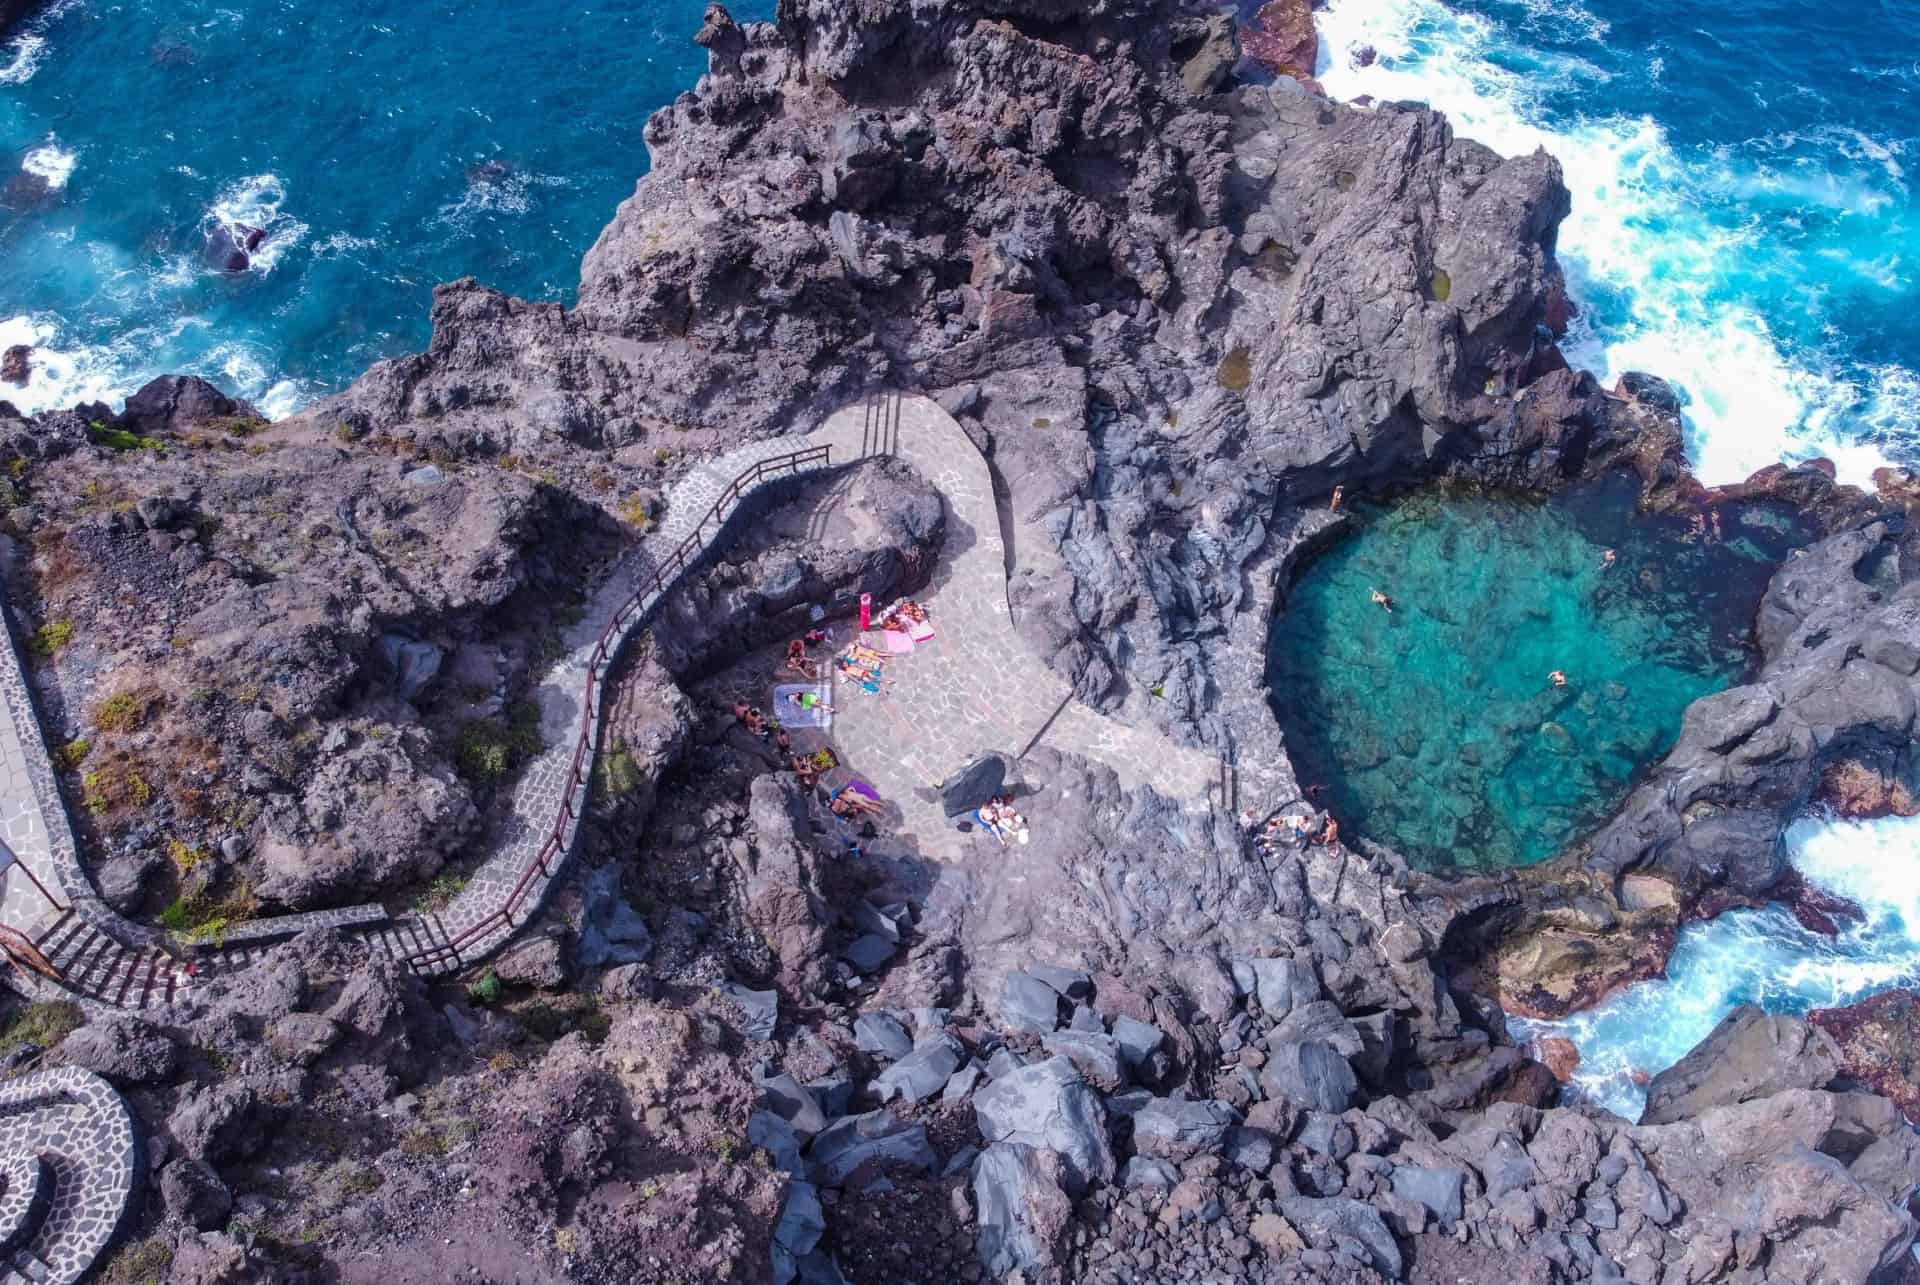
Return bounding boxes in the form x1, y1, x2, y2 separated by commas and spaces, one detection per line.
1318, 0, 1919, 486
0, 0, 767, 416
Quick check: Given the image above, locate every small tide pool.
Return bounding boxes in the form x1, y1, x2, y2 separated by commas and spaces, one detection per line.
1264, 475, 1811, 871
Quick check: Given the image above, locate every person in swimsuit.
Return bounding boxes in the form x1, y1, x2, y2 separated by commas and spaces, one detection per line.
785, 639, 817, 679
1549, 670, 1567, 688
786, 691, 837, 717
1370, 588, 1394, 612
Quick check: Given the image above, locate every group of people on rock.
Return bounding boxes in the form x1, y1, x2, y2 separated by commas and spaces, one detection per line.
1252, 805, 1339, 856
976, 794, 1030, 846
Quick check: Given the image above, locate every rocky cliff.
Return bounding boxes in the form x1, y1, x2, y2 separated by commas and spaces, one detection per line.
2, 1, 1919, 1283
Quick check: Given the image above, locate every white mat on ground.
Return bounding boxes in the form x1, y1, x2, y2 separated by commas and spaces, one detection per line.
774, 683, 833, 729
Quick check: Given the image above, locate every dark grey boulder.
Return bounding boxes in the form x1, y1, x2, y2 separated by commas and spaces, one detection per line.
1111, 1016, 1165, 1070
721, 983, 779, 1042
853, 1012, 913, 1060
972, 1056, 1115, 1193
1068, 1005, 1105, 1033
95, 850, 165, 915
808, 1110, 936, 1185
1130, 1098, 1241, 1162
751, 1110, 805, 1177
873, 1034, 965, 1104
1236, 956, 1317, 1018
1122, 1155, 1180, 1188
1040, 1029, 1126, 1092
1028, 963, 1092, 999
761, 1072, 829, 1136
1295, 1112, 1356, 1161
771, 1180, 826, 1285
973, 1143, 1070, 1279
1272, 1001, 1362, 1058
1642, 1006, 1838, 1125
59, 1015, 178, 1085
1279, 1197, 1403, 1278
1392, 1165, 1466, 1227
842, 933, 897, 973
263, 1013, 340, 1068
1226, 1126, 1276, 1173
942, 1062, 984, 1105
161, 1157, 232, 1232
1350, 1011, 1397, 1084
1260, 1040, 1359, 1114
986, 1047, 1027, 1079
1002, 971, 1064, 1034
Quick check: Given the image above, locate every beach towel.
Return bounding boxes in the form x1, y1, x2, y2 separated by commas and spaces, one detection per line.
908, 619, 936, 643
774, 683, 832, 728
846, 778, 882, 802
883, 630, 914, 654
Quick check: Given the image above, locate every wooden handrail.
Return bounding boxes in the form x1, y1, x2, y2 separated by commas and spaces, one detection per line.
416, 442, 832, 969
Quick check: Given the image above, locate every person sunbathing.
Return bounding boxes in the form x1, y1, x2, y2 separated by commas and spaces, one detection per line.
785, 639, 817, 679
830, 788, 885, 819
836, 655, 886, 687
785, 691, 837, 717
732, 701, 768, 736
847, 643, 888, 667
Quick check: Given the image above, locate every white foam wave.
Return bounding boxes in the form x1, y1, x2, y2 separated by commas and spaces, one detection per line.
1314, 0, 1914, 486
0, 0, 79, 84
434, 167, 571, 227
1516, 812, 1920, 1120
206, 173, 309, 275
0, 315, 135, 415
21, 141, 76, 191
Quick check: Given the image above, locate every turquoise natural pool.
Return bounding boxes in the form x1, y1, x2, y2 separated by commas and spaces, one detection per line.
1265, 476, 1811, 872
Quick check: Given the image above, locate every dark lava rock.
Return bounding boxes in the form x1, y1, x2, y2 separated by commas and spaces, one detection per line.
161, 1157, 233, 1232
1001, 970, 1064, 1034
264, 1013, 341, 1067
872, 1033, 964, 1104
576, 863, 655, 968
1130, 1097, 1240, 1161
807, 1110, 936, 1186
973, 1143, 1071, 1279
853, 1011, 913, 1060
1390, 1164, 1466, 1227
59, 1015, 178, 1084
972, 1056, 1114, 1193
1643, 1005, 1839, 1125
121, 373, 253, 436
1260, 1040, 1359, 1114
1278, 1196, 1403, 1277
720, 983, 778, 1042
1, 344, 29, 388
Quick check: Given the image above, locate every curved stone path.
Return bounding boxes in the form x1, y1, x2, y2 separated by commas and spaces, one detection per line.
0, 1067, 138, 1285
0, 392, 1252, 1002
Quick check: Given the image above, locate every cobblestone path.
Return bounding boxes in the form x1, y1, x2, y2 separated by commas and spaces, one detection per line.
0, 1066, 140, 1285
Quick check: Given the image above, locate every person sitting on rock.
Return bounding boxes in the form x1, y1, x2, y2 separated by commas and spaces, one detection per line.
733, 700, 766, 735
785, 639, 817, 679
790, 754, 821, 789
1370, 587, 1394, 612
1318, 815, 1340, 847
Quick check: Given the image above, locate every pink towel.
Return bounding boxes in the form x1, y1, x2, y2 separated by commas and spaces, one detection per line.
883, 630, 915, 653
908, 620, 936, 642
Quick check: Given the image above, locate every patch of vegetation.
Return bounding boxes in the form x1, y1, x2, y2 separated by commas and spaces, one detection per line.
208, 414, 270, 437
414, 871, 468, 913
1428, 267, 1453, 304
487, 1049, 517, 1073
597, 744, 640, 798
1032, 417, 1052, 430
617, 493, 654, 528
399, 1126, 451, 1158
0, 1000, 83, 1050
466, 970, 502, 1006
52, 738, 90, 770
555, 1227, 581, 1255
98, 1237, 174, 1285
167, 836, 211, 873
333, 421, 361, 444
158, 883, 257, 945
83, 758, 154, 814
88, 421, 167, 453
93, 687, 157, 733
513, 994, 610, 1044
327, 1160, 384, 1197
27, 619, 73, 657
1217, 345, 1253, 393
713, 1134, 738, 1163
453, 700, 543, 782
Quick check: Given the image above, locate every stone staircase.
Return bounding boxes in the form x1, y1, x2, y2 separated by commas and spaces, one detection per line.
22, 911, 189, 1010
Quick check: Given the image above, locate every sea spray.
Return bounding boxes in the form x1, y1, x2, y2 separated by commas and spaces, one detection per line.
1516, 812, 1920, 1120
1313, 0, 1917, 485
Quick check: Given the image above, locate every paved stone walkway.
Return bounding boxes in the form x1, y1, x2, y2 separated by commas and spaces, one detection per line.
0, 390, 1250, 1000
0, 1066, 139, 1285
805, 397, 1228, 859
